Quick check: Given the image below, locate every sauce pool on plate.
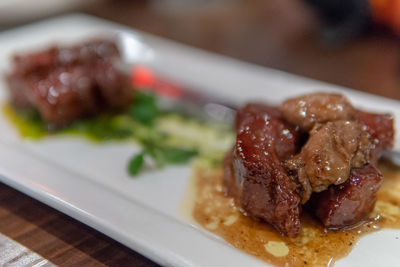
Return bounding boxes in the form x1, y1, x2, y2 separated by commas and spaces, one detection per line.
182, 161, 400, 267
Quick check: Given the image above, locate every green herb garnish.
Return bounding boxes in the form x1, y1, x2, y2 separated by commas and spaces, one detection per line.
128, 146, 198, 176
158, 147, 198, 164
129, 91, 159, 125
3, 90, 234, 177
128, 152, 145, 176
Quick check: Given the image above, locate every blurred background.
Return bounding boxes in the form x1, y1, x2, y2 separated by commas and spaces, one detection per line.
1, 0, 399, 99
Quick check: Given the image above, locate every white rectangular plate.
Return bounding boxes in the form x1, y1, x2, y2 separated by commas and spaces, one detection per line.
0, 14, 399, 267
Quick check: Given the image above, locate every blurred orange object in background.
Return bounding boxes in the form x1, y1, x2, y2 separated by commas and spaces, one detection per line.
371, 0, 400, 32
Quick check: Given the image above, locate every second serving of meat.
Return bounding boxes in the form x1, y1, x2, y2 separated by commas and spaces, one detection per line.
223, 92, 394, 237
5, 39, 131, 128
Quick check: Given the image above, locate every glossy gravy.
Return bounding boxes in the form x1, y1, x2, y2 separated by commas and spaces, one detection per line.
184, 162, 400, 266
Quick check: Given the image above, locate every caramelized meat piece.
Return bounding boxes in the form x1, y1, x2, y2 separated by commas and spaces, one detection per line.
6, 39, 131, 126
225, 93, 394, 235
226, 104, 303, 237
308, 164, 383, 229
287, 120, 371, 203
235, 103, 281, 130
235, 103, 301, 160
223, 150, 240, 201
308, 110, 393, 229
280, 93, 355, 130
11, 39, 120, 75
355, 110, 394, 162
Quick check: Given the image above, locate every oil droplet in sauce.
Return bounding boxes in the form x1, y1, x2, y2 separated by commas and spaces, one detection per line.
183, 161, 400, 267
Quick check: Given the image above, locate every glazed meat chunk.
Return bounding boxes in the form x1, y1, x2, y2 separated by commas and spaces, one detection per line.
355, 110, 394, 162
225, 93, 394, 235
309, 111, 394, 229
223, 150, 240, 201
308, 164, 383, 229
286, 120, 371, 203
225, 104, 303, 237
5, 39, 131, 126
280, 93, 355, 131
11, 39, 120, 75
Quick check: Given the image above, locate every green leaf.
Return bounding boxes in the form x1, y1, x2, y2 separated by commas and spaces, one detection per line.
127, 153, 145, 176
129, 92, 159, 125
144, 146, 166, 168
143, 146, 198, 168
160, 147, 198, 164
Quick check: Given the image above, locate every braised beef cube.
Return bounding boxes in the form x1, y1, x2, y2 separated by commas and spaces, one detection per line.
286, 120, 371, 204
26, 66, 99, 125
11, 39, 120, 75
5, 72, 34, 109
223, 150, 240, 202
307, 111, 393, 229
308, 164, 383, 229
280, 93, 355, 131
235, 103, 281, 131
226, 104, 303, 237
93, 61, 132, 110
11, 48, 58, 75
227, 94, 394, 235
355, 110, 394, 162
236, 104, 301, 160
6, 39, 131, 126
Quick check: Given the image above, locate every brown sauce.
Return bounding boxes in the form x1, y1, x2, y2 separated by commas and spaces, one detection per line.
184, 161, 400, 266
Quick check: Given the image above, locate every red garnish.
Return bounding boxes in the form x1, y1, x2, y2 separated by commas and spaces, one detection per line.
131, 65, 182, 98
131, 65, 155, 89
